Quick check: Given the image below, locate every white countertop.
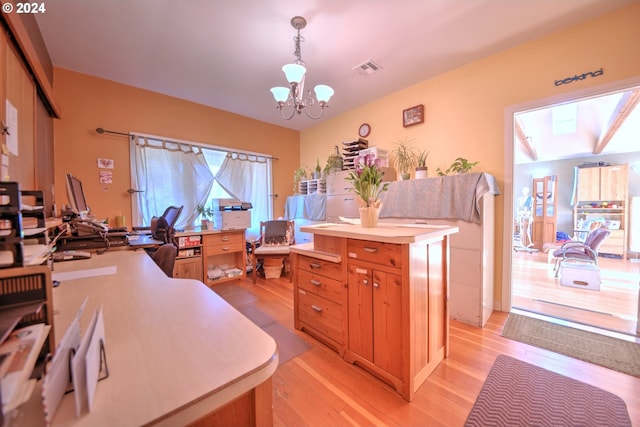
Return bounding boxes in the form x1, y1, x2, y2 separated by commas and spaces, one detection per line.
15, 251, 277, 427
299, 223, 459, 244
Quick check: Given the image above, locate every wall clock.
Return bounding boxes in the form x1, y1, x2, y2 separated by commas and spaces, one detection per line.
358, 123, 371, 138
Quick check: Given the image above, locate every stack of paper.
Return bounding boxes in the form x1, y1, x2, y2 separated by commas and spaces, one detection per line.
0, 323, 50, 413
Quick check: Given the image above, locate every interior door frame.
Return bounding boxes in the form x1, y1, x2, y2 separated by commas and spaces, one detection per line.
501, 75, 640, 329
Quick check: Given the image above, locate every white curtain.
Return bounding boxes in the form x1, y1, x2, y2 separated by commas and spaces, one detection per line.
216, 152, 272, 239
131, 136, 214, 229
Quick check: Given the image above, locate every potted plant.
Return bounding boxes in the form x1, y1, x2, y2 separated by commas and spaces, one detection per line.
323, 146, 343, 176
313, 159, 322, 179
436, 157, 479, 176
391, 138, 417, 180
415, 149, 430, 179
293, 167, 308, 194
196, 203, 214, 230
345, 154, 389, 227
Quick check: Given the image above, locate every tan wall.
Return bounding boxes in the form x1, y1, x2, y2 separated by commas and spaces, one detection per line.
53, 68, 299, 226
299, 3, 640, 304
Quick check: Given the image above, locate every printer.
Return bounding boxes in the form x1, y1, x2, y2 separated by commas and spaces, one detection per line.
212, 198, 252, 230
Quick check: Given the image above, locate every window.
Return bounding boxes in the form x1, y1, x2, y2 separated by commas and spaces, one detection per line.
130, 134, 272, 237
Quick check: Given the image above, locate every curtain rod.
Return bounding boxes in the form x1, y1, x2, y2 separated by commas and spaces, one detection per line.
96, 128, 279, 161
132, 131, 278, 161
96, 127, 131, 137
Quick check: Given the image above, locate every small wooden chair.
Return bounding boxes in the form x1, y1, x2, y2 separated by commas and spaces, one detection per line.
250, 220, 295, 283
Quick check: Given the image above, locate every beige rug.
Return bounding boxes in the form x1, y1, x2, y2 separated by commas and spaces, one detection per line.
465, 355, 631, 426
502, 313, 640, 377
213, 284, 311, 366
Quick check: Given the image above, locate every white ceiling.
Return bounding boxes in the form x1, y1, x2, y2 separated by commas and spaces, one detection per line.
34, 0, 636, 133
515, 88, 640, 165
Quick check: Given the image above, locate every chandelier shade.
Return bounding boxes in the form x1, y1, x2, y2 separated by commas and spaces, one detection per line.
270, 87, 291, 103
270, 16, 333, 120
314, 85, 335, 103
282, 63, 306, 84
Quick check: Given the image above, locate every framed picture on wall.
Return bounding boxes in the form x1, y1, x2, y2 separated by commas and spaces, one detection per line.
402, 104, 424, 127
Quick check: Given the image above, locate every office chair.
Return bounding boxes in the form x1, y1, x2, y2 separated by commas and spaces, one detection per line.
161, 205, 183, 230
134, 205, 184, 244
152, 243, 177, 277
250, 220, 295, 283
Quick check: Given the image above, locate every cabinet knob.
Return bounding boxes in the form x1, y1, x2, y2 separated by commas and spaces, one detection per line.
222, 236, 230, 241
310, 279, 321, 286
362, 279, 369, 286
221, 246, 230, 251
309, 263, 321, 269
373, 282, 380, 288
311, 305, 323, 312
363, 247, 378, 253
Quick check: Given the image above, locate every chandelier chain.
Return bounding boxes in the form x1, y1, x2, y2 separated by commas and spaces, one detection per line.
293, 32, 305, 65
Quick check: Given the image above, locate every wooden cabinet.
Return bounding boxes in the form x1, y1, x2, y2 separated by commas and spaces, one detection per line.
574, 164, 628, 258
294, 254, 345, 355
202, 230, 246, 286
292, 223, 456, 401
172, 230, 246, 284
174, 256, 203, 280
347, 261, 402, 380
577, 165, 627, 201
174, 234, 203, 281
531, 176, 557, 251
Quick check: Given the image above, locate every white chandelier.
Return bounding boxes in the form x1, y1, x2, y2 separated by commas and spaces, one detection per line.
270, 16, 334, 120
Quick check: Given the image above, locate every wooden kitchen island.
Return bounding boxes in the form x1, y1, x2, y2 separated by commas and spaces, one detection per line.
290, 223, 458, 401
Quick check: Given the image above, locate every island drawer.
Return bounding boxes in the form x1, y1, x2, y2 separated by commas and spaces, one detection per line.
297, 269, 344, 304
297, 255, 342, 281
347, 239, 402, 269
297, 289, 343, 344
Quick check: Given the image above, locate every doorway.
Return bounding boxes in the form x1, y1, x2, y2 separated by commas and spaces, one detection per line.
503, 77, 640, 337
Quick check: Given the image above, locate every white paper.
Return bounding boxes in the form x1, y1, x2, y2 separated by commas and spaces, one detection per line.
42, 298, 87, 424
72, 307, 99, 416
0, 323, 49, 410
52, 266, 117, 282
5, 99, 18, 155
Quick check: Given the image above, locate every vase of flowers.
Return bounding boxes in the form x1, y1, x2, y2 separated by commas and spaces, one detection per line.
346, 154, 389, 227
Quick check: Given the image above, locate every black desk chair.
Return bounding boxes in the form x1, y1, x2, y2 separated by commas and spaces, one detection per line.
133, 206, 183, 275
133, 205, 183, 244
152, 243, 177, 277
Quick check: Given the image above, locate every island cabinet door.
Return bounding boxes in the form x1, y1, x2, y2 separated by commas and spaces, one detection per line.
348, 264, 373, 361
372, 269, 402, 379
347, 263, 403, 379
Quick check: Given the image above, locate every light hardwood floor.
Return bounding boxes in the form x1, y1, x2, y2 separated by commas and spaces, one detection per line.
223, 275, 640, 427
512, 249, 639, 335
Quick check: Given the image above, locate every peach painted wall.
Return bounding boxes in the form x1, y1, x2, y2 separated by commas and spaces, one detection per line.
299, 3, 640, 306
53, 68, 299, 226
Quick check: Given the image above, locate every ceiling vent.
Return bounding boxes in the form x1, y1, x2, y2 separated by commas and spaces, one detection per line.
353, 60, 382, 77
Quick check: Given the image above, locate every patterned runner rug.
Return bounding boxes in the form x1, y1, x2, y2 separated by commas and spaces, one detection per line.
465, 355, 631, 426
502, 313, 640, 377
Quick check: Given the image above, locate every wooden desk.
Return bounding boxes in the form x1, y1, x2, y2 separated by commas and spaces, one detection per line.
127, 234, 164, 249
13, 251, 277, 426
